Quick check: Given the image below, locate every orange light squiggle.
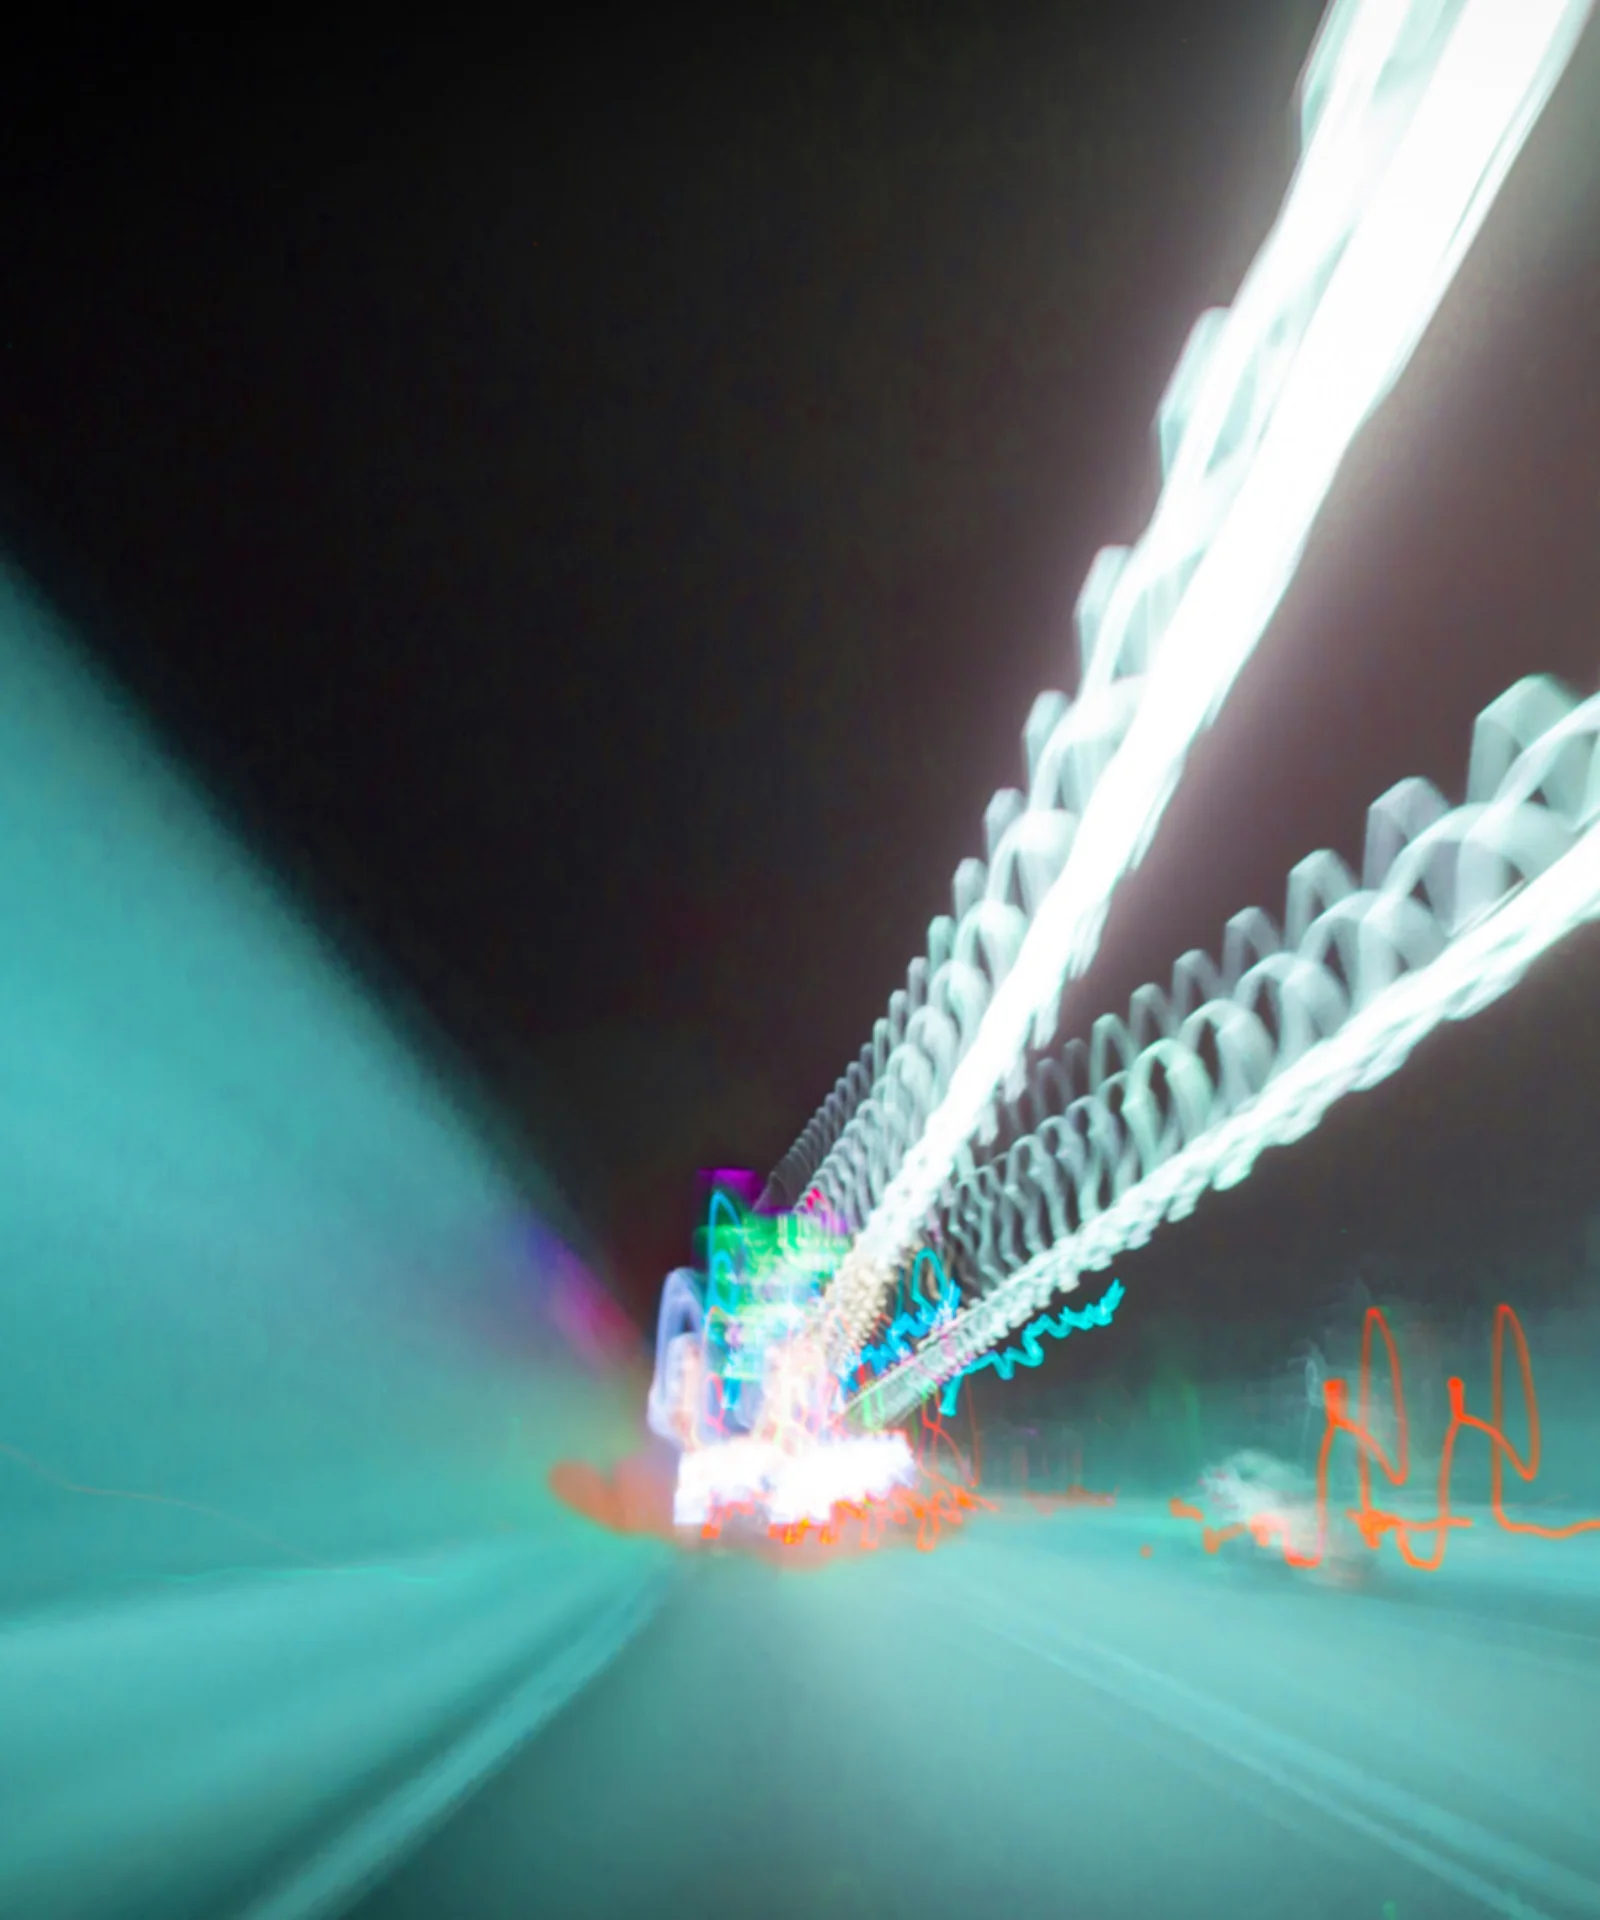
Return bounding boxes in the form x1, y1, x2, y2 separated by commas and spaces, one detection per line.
1173, 1304, 1600, 1571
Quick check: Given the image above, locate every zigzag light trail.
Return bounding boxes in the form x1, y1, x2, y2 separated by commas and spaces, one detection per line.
418, 4, 1600, 1910
840, 1247, 958, 1394
6, 15, 1590, 1920
647, 0, 1597, 1529
851, 673, 1600, 1426
9, 3, 1600, 1913
811, 0, 1594, 1360
810, 0, 1598, 1367
934, 1280, 1125, 1416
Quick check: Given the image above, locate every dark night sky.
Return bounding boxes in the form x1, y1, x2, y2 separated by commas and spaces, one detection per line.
0, 8, 1597, 1328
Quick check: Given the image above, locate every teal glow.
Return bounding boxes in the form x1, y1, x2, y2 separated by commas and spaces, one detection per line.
0, 562, 668, 1918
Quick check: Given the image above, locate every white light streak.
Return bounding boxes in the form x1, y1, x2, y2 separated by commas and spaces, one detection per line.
671, 1432, 916, 1529
853, 711, 1600, 1428
828, 0, 1592, 1342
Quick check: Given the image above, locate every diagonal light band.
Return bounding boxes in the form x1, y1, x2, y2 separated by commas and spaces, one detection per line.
851, 780, 1600, 1429
829, 0, 1593, 1350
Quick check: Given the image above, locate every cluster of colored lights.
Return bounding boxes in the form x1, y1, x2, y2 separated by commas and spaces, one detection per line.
649, 1185, 922, 1527
648, 1188, 849, 1455
646, 1185, 1012, 1535
646, 1194, 1126, 1522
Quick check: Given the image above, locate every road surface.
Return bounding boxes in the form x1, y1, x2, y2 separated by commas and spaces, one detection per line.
352, 1499, 1600, 1920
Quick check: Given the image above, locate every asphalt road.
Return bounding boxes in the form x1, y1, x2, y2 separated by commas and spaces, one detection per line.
351, 1500, 1600, 1920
